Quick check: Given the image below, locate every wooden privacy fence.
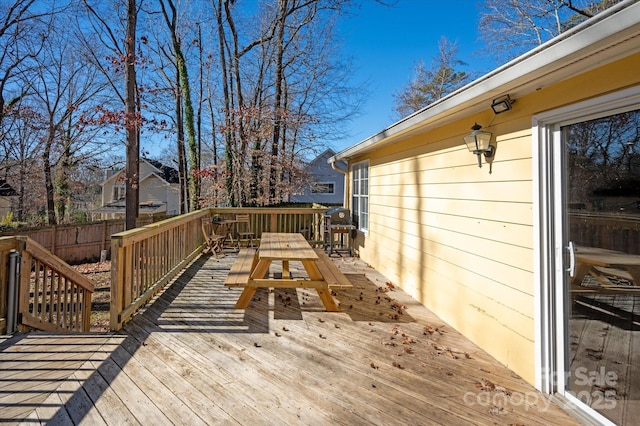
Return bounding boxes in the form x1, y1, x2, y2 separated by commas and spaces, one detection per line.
0, 236, 94, 335
110, 206, 331, 330
0, 218, 154, 264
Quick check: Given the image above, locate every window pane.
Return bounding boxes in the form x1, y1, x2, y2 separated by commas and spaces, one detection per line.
311, 182, 334, 194
351, 161, 369, 231
562, 108, 640, 423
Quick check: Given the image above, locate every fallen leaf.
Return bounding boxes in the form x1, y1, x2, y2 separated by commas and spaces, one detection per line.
476, 379, 496, 391
488, 406, 503, 415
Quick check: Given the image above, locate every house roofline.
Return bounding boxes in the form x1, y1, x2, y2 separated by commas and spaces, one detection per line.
101, 158, 178, 186
330, 0, 640, 163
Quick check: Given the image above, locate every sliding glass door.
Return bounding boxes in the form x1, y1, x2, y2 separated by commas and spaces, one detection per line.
556, 106, 640, 425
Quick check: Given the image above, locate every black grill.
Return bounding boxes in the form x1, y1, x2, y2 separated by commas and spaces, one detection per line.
325, 207, 352, 225
324, 207, 355, 256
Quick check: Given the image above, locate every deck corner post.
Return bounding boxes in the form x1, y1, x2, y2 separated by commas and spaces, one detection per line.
110, 236, 125, 331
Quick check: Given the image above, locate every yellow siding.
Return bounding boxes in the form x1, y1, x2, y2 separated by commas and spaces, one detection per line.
351, 52, 640, 385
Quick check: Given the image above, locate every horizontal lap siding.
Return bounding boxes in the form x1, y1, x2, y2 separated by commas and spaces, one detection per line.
361, 129, 536, 383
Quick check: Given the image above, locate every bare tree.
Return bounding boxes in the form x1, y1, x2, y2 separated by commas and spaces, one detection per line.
158, 0, 200, 211
30, 21, 108, 225
0, 0, 58, 128
478, 0, 622, 63
393, 37, 468, 119
80, 0, 142, 230
207, 0, 360, 207
0, 102, 43, 222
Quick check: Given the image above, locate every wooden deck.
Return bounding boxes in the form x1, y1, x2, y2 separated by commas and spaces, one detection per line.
0, 253, 580, 425
570, 288, 640, 425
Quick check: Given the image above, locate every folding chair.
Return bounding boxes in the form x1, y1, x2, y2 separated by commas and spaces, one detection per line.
201, 217, 225, 257
235, 214, 255, 248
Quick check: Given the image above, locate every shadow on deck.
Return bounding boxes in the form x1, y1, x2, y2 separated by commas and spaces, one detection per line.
0, 253, 580, 425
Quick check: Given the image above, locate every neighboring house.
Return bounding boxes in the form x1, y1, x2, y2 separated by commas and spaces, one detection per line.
0, 179, 18, 219
291, 149, 346, 205
93, 158, 180, 220
329, 4, 640, 425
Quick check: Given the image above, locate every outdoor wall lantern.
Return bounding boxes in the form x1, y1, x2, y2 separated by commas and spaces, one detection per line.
491, 94, 515, 114
464, 123, 494, 168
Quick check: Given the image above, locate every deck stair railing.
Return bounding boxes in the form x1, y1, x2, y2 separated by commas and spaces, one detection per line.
0, 236, 94, 334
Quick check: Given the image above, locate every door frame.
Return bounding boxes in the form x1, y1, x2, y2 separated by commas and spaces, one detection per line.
533, 84, 640, 424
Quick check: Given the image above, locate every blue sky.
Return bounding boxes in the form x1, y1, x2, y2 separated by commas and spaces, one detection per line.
333, 0, 497, 152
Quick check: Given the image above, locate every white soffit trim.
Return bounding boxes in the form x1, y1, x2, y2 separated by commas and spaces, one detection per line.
331, 0, 640, 162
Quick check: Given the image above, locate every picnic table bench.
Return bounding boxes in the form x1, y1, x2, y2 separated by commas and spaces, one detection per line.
571, 246, 640, 298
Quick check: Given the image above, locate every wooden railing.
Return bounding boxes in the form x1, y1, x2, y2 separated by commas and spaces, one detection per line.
110, 210, 209, 330
210, 207, 328, 244
570, 212, 640, 255
110, 206, 330, 330
0, 236, 94, 334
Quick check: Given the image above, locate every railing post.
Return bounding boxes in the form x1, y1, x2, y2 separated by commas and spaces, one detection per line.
110, 236, 124, 331
6, 251, 21, 335
16, 238, 30, 333
83, 289, 92, 332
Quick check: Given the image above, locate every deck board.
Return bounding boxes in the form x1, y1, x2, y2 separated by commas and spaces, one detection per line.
0, 254, 580, 425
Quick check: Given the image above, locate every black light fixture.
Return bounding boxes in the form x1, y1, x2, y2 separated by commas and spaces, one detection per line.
491, 94, 515, 114
463, 123, 494, 168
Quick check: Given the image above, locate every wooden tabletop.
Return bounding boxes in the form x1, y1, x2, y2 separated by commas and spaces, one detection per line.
258, 232, 318, 261
576, 246, 640, 267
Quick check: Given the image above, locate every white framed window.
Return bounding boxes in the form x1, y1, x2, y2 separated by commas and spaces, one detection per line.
112, 184, 125, 201
351, 160, 369, 231
310, 182, 335, 194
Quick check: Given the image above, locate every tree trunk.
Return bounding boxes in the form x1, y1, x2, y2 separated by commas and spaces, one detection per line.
43, 128, 56, 226
215, 0, 235, 206
175, 69, 188, 214
159, 0, 200, 211
124, 0, 139, 230
55, 131, 72, 223
270, 0, 288, 204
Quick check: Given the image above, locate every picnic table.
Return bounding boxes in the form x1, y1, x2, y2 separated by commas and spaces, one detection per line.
571, 246, 640, 296
225, 232, 352, 311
